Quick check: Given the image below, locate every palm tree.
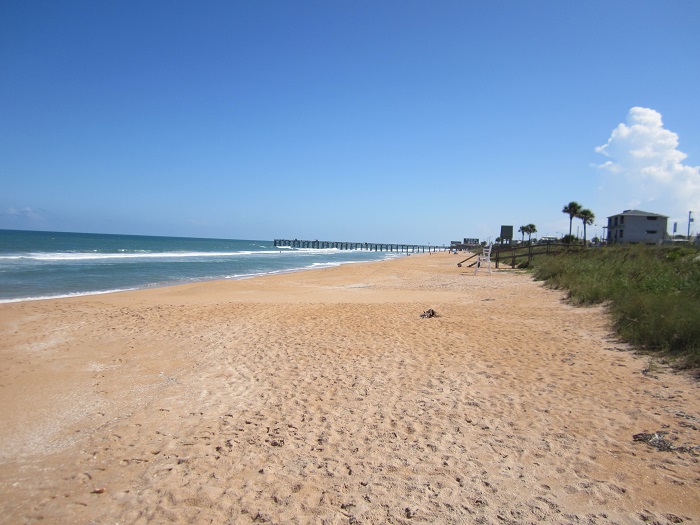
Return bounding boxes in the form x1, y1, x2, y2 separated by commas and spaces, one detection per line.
577, 209, 595, 245
562, 201, 582, 238
518, 226, 527, 244
526, 224, 537, 245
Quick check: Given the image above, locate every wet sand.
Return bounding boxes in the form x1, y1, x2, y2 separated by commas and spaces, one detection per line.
1, 252, 699, 524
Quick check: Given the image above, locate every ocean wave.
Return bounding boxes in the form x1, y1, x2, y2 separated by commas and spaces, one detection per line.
0, 254, 398, 302
0, 288, 138, 304
0, 248, 351, 261
223, 265, 330, 280
223, 258, 390, 280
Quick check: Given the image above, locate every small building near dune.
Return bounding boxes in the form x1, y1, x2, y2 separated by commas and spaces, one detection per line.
607, 210, 668, 245
450, 238, 480, 251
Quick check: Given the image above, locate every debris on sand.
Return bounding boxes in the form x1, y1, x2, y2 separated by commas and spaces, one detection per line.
633, 431, 700, 455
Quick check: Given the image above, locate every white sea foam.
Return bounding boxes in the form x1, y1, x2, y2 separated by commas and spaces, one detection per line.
0, 248, 348, 261
0, 288, 137, 304
223, 258, 391, 281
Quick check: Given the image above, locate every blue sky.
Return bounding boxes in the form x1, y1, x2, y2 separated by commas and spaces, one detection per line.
2, 1, 699, 244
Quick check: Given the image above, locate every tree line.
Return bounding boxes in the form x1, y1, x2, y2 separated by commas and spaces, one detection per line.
512, 201, 596, 246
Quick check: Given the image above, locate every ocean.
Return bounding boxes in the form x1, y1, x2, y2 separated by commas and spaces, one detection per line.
0, 229, 403, 303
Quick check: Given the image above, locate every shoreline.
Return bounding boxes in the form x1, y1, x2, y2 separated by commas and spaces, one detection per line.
0, 253, 405, 304
1, 252, 699, 523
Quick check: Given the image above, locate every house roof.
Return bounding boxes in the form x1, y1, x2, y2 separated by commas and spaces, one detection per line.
607, 209, 668, 219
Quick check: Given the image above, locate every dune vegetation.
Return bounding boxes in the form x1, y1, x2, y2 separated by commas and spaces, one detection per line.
529, 244, 700, 368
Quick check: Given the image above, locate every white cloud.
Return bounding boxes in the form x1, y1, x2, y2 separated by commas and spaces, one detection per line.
4, 207, 30, 217
1, 207, 43, 223
595, 107, 700, 224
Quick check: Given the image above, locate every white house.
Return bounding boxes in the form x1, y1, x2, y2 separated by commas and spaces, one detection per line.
606, 210, 668, 245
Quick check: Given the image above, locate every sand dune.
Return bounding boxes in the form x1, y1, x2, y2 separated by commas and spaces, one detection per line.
1, 252, 698, 524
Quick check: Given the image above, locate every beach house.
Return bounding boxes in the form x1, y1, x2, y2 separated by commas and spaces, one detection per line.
606, 210, 668, 245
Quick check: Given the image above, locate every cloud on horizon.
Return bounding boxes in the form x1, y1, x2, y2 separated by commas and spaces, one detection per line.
595, 107, 700, 226
0, 207, 43, 225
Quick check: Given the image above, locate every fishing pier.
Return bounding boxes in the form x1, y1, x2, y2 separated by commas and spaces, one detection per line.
274, 239, 446, 253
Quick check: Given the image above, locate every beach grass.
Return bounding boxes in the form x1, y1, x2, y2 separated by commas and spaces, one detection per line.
529, 244, 700, 367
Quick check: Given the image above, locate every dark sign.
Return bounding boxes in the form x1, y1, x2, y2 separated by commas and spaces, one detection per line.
500, 226, 513, 240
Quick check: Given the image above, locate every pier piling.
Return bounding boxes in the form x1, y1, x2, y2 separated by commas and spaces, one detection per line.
273, 239, 445, 253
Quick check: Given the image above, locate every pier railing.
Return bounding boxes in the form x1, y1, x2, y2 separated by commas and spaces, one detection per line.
274, 239, 446, 253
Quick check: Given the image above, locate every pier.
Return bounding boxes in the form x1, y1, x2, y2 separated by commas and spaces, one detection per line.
274, 239, 446, 253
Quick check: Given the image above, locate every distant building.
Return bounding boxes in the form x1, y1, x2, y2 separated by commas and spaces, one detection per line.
450, 238, 480, 251
607, 210, 668, 245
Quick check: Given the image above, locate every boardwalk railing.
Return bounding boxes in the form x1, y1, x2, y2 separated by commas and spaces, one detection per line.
457, 243, 586, 268
274, 239, 446, 253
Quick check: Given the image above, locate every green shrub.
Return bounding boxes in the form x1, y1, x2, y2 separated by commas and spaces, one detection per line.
529, 245, 700, 367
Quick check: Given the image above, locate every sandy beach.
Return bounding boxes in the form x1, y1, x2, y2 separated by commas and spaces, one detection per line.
0, 252, 698, 524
